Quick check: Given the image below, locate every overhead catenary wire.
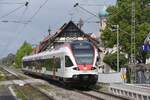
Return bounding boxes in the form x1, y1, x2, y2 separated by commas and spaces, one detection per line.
74, 3, 99, 19
1, 0, 49, 57
0, 20, 30, 24
17, 0, 49, 33
0, 2, 25, 5
0, 1, 30, 57
1, 3, 30, 24
18, 4, 29, 23
79, 4, 108, 7
74, 2, 133, 38
0, 4, 24, 19
28, 0, 48, 22
73, 3, 100, 26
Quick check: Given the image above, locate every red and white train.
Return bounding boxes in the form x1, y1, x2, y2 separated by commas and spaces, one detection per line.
22, 41, 98, 87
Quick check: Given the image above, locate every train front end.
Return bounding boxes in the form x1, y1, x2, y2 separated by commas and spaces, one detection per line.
64, 41, 98, 86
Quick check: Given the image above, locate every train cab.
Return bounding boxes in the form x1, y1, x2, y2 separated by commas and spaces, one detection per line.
63, 41, 98, 86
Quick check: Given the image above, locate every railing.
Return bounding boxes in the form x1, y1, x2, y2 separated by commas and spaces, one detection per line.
109, 84, 150, 96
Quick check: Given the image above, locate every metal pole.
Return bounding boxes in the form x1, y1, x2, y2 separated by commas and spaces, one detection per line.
117, 25, 119, 72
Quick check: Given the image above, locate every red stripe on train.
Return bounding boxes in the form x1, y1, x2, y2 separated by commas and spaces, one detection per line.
78, 64, 92, 71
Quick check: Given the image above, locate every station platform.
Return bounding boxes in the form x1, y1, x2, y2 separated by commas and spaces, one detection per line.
0, 86, 15, 100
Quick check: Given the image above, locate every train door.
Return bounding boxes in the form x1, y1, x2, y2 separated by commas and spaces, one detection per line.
52, 56, 56, 79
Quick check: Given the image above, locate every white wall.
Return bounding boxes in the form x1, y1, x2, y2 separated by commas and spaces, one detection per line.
98, 72, 124, 83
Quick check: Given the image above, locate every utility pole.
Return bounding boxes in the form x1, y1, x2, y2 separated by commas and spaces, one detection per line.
131, 0, 136, 84
131, 0, 136, 64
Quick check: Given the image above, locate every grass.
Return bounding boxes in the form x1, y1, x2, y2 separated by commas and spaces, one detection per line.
0, 67, 22, 81
13, 86, 27, 100
38, 84, 53, 91
94, 83, 109, 92
0, 70, 5, 81
13, 84, 52, 100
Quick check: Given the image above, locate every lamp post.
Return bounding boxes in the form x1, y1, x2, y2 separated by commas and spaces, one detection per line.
116, 25, 119, 72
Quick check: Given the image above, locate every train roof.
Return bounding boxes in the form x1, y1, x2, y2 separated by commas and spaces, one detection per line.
23, 40, 96, 61
23, 47, 66, 61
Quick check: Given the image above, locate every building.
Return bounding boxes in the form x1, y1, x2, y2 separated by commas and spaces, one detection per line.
129, 64, 150, 84
32, 20, 102, 58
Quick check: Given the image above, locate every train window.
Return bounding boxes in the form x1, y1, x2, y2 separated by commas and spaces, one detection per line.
71, 42, 94, 64
43, 59, 53, 71
39, 58, 61, 71
72, 48, 94, 64
55, 58, 61, 68
23, 61, 27, 68
65, 56, 73, 67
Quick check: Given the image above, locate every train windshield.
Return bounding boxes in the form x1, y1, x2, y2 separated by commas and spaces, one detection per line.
71, 42, 94, 64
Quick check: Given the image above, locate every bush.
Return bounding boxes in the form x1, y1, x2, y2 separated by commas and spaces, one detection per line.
15, 41, 32, 68
103, 53, 128, 71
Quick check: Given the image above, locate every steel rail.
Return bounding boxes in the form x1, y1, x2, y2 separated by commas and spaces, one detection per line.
0, 66, 29, 100
92, 89, 129, 100
74, 89, 104, 100
1, 66, 53, 100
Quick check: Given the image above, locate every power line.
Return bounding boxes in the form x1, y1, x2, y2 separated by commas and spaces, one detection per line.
0, 5, 24, 19
1, 0, 49, 57
5, 0, 49, 53
74, 3, 99, 19
0, 2, 24, 5
0, 20, 30, 24
79, 3, 109, 7
28, 0, 49, 21
0, 1, 29, 57
18, 4, 29, 22
18, 0, 49, 32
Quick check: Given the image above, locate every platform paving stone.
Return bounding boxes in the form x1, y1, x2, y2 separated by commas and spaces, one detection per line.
0, 86, 15, 100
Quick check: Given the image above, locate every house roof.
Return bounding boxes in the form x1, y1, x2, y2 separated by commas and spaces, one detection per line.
35, 20, 101, 53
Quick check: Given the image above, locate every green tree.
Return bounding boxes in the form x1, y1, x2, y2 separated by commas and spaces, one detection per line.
15, 41, 32, 68
101, 0, 150, 63
0, 53, 15, 66
103, 53, 128, 71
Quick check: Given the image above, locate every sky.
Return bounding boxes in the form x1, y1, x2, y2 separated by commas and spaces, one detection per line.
0, 0, 116, 57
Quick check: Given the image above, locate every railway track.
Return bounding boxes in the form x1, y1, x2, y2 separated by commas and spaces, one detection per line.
74, 89, 104, 100
0, 66, 130, 100
0, 66, 53, 100
26, 75, 129, 100
74, 89, 129, 100
36, 78, 129, 100
0, 67, 19, 81
93, 89, 129, 100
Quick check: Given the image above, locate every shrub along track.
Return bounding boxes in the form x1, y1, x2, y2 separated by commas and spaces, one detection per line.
0, 67, 18, 81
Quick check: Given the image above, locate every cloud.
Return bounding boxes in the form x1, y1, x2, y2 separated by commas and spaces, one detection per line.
0, 0, 116, 57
